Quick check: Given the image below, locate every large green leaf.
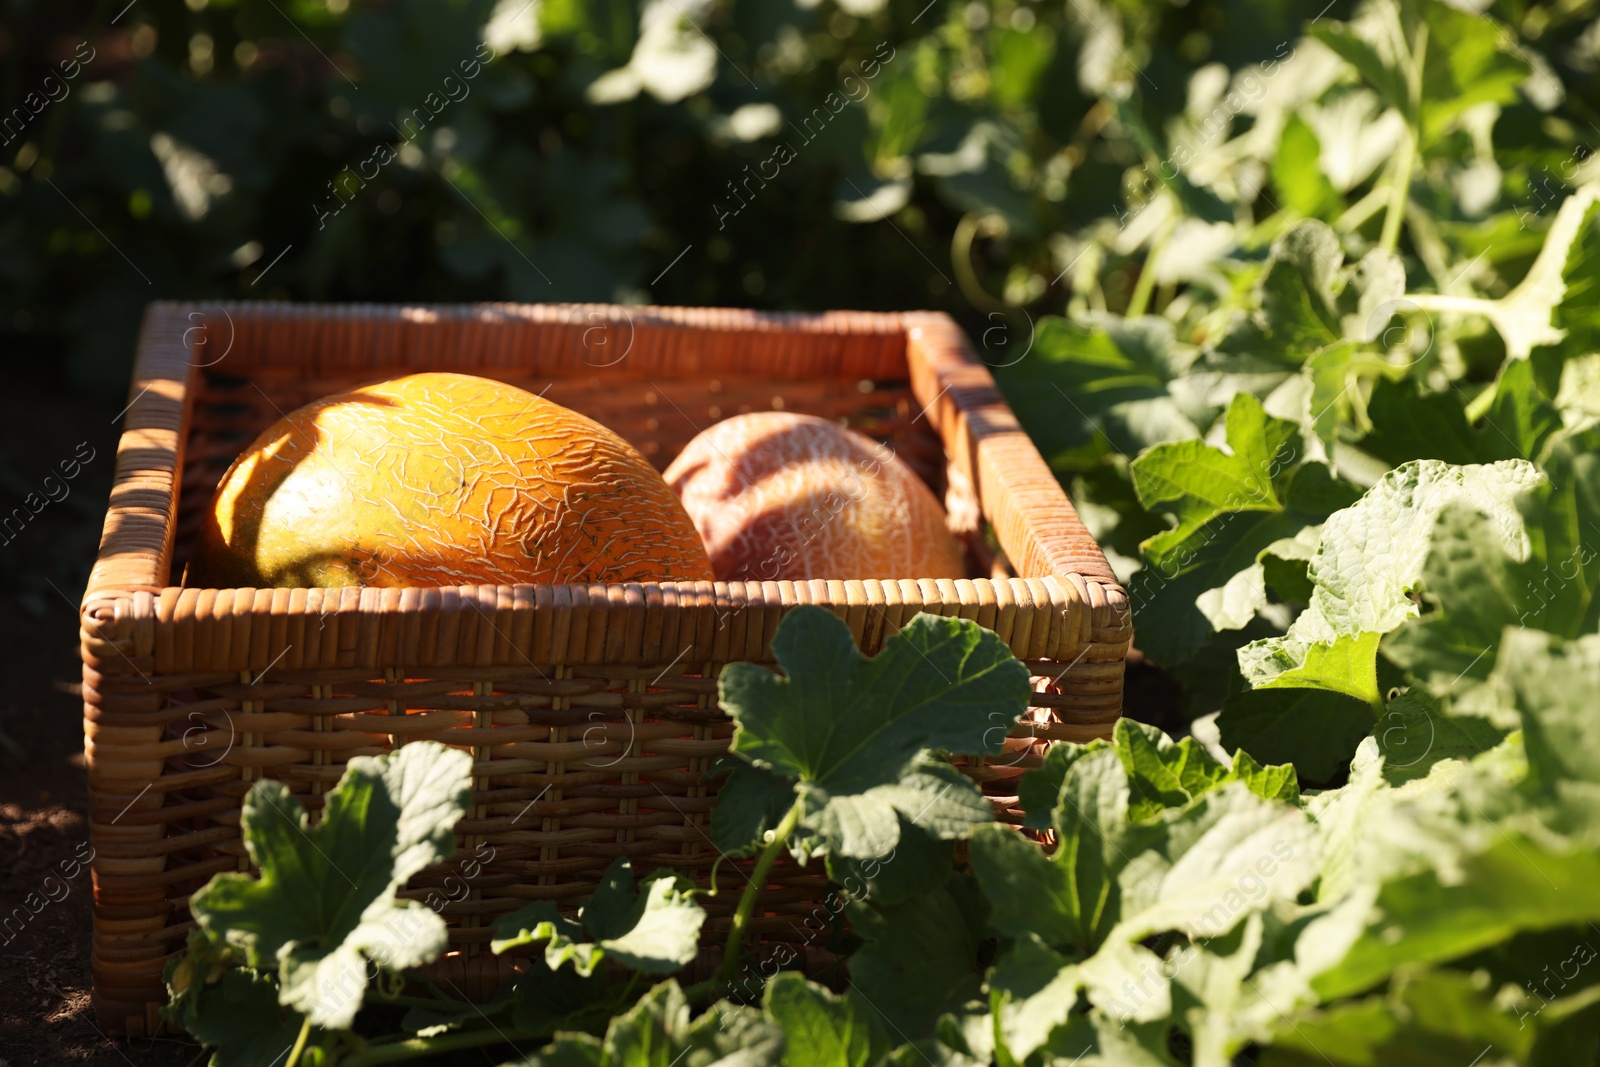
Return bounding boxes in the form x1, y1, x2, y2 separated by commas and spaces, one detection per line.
764, 973, 890, 1067
189, 741, 472, 1029
972, 748, 1126, 954
1021, 719, 1300, 826
1309, 835, 1600, 1000
718, 606, 1029, 860
1372, 690, 1506, 787
1172, 915, 1311, 1067
1105, 786, 1319, 946
1128, 393, 1359, 664
709, 762, 799, 859
1309, 0, 1531, 144
1264, 969, 1534, 1067
1495, 629, 1600, 807
1239, 459, 1543, 699
1132, 393, 1300, 568
167, 966, 309, 1067
492, 857, 706, 976
1387, 430, 1600, 703
987, 933, 1083, 1062
1272, 114, 1341, 220
508, 980, 782, 1067
1429, 184, 1600, 361
1415, 0, 1533, 142
1254, 221, 1345, 354
847, 877, 988, 1039
1216, 685, 1378, 784
1359, 361, 1561, 469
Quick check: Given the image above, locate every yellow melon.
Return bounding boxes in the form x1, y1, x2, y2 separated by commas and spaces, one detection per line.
186, 372, 714, 588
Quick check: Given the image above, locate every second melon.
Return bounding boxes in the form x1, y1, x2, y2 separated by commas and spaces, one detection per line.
663, 411, 965, 581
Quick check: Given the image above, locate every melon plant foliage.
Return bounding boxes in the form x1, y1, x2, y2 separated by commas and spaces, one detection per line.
161, 0, 1600, 1063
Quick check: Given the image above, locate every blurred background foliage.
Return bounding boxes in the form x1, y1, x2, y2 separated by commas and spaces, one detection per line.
4, 0, 1334, 389
6, 0, 1600, 726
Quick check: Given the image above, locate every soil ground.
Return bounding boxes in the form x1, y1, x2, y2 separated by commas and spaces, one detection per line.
0, 365, 194, 1065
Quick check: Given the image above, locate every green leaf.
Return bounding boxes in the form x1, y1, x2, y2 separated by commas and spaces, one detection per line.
1107, 786, 1319, 944
825, 819, 954, 907
1456, 183, 1600, 361
1199, 529, 1323, 631
1373, 690, 1507, 786
1483, 359, 1563, 461
492, 857, 705, 976
1273, 114, 1341, 219
1255, 221, 1344, 354
1115, 718, 1224, 814
1240, 459, 1544, 697
1455, 931, 1600, 1064
1133, 393, 1299, 569
1415, 0, 1533, 143
1261, 534, 1319, 605
1496, 629, 1600, 805
1361, 363, 1558, 470
1307, 22, 1406, 114
720, 606, 1030, 860
1301, 736, 1508, 910
1310, 835, 1600, 1000
1016, 738, 1110, 830
169, 969, 308, 1067
1246, 631, 1385, 708
723, 607, 1028, 792
1217, 687, 1377, 784
1264, 969, 1534, 1067
807, 760, 994, 860
848, 877, 987, 1039
1172, 915, 1311, 1066
1113, 718, 1299, 817
1128, 392, 1357, 664
507, 1034, 605, 1067
987, 933, 1083, 1062
513, 980, 783, 1067
1037, 1012, 1182, 1066
709, 762, 798, 859
995, 315, 1209, 464
976, 746, 1141, 954
1386, 430, 1600, 702
1230, 750, 1302, 806
188, 741, 472, 1029
1358, 378, 1495, 467
764, 973, 890, 1067
989, 26, 1055, 111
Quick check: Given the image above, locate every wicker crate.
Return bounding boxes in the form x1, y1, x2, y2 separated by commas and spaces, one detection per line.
79, 301, 1131, 1035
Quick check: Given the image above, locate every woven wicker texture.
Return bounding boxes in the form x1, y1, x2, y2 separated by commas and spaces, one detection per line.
80, 302, 1131, 1035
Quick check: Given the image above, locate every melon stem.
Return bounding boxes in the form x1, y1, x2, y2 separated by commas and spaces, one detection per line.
716, 797, 805, 990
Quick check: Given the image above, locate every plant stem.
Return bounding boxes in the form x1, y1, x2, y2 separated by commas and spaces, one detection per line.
284, 1017, 314, 1067
715, 798, 804, 989
1125, 216, 1173, 319
1334, 184, 1390, 234
1378, 129, 1417, 255
343, 1027, 525, 1067
1401, 293, 1499, 316
1379, 22, 1427, 255
345, 1001, 622, 1066
367, 990, 470, 1011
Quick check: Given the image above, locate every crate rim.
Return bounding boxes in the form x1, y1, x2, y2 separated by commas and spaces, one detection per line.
82, 299, 1129, 673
